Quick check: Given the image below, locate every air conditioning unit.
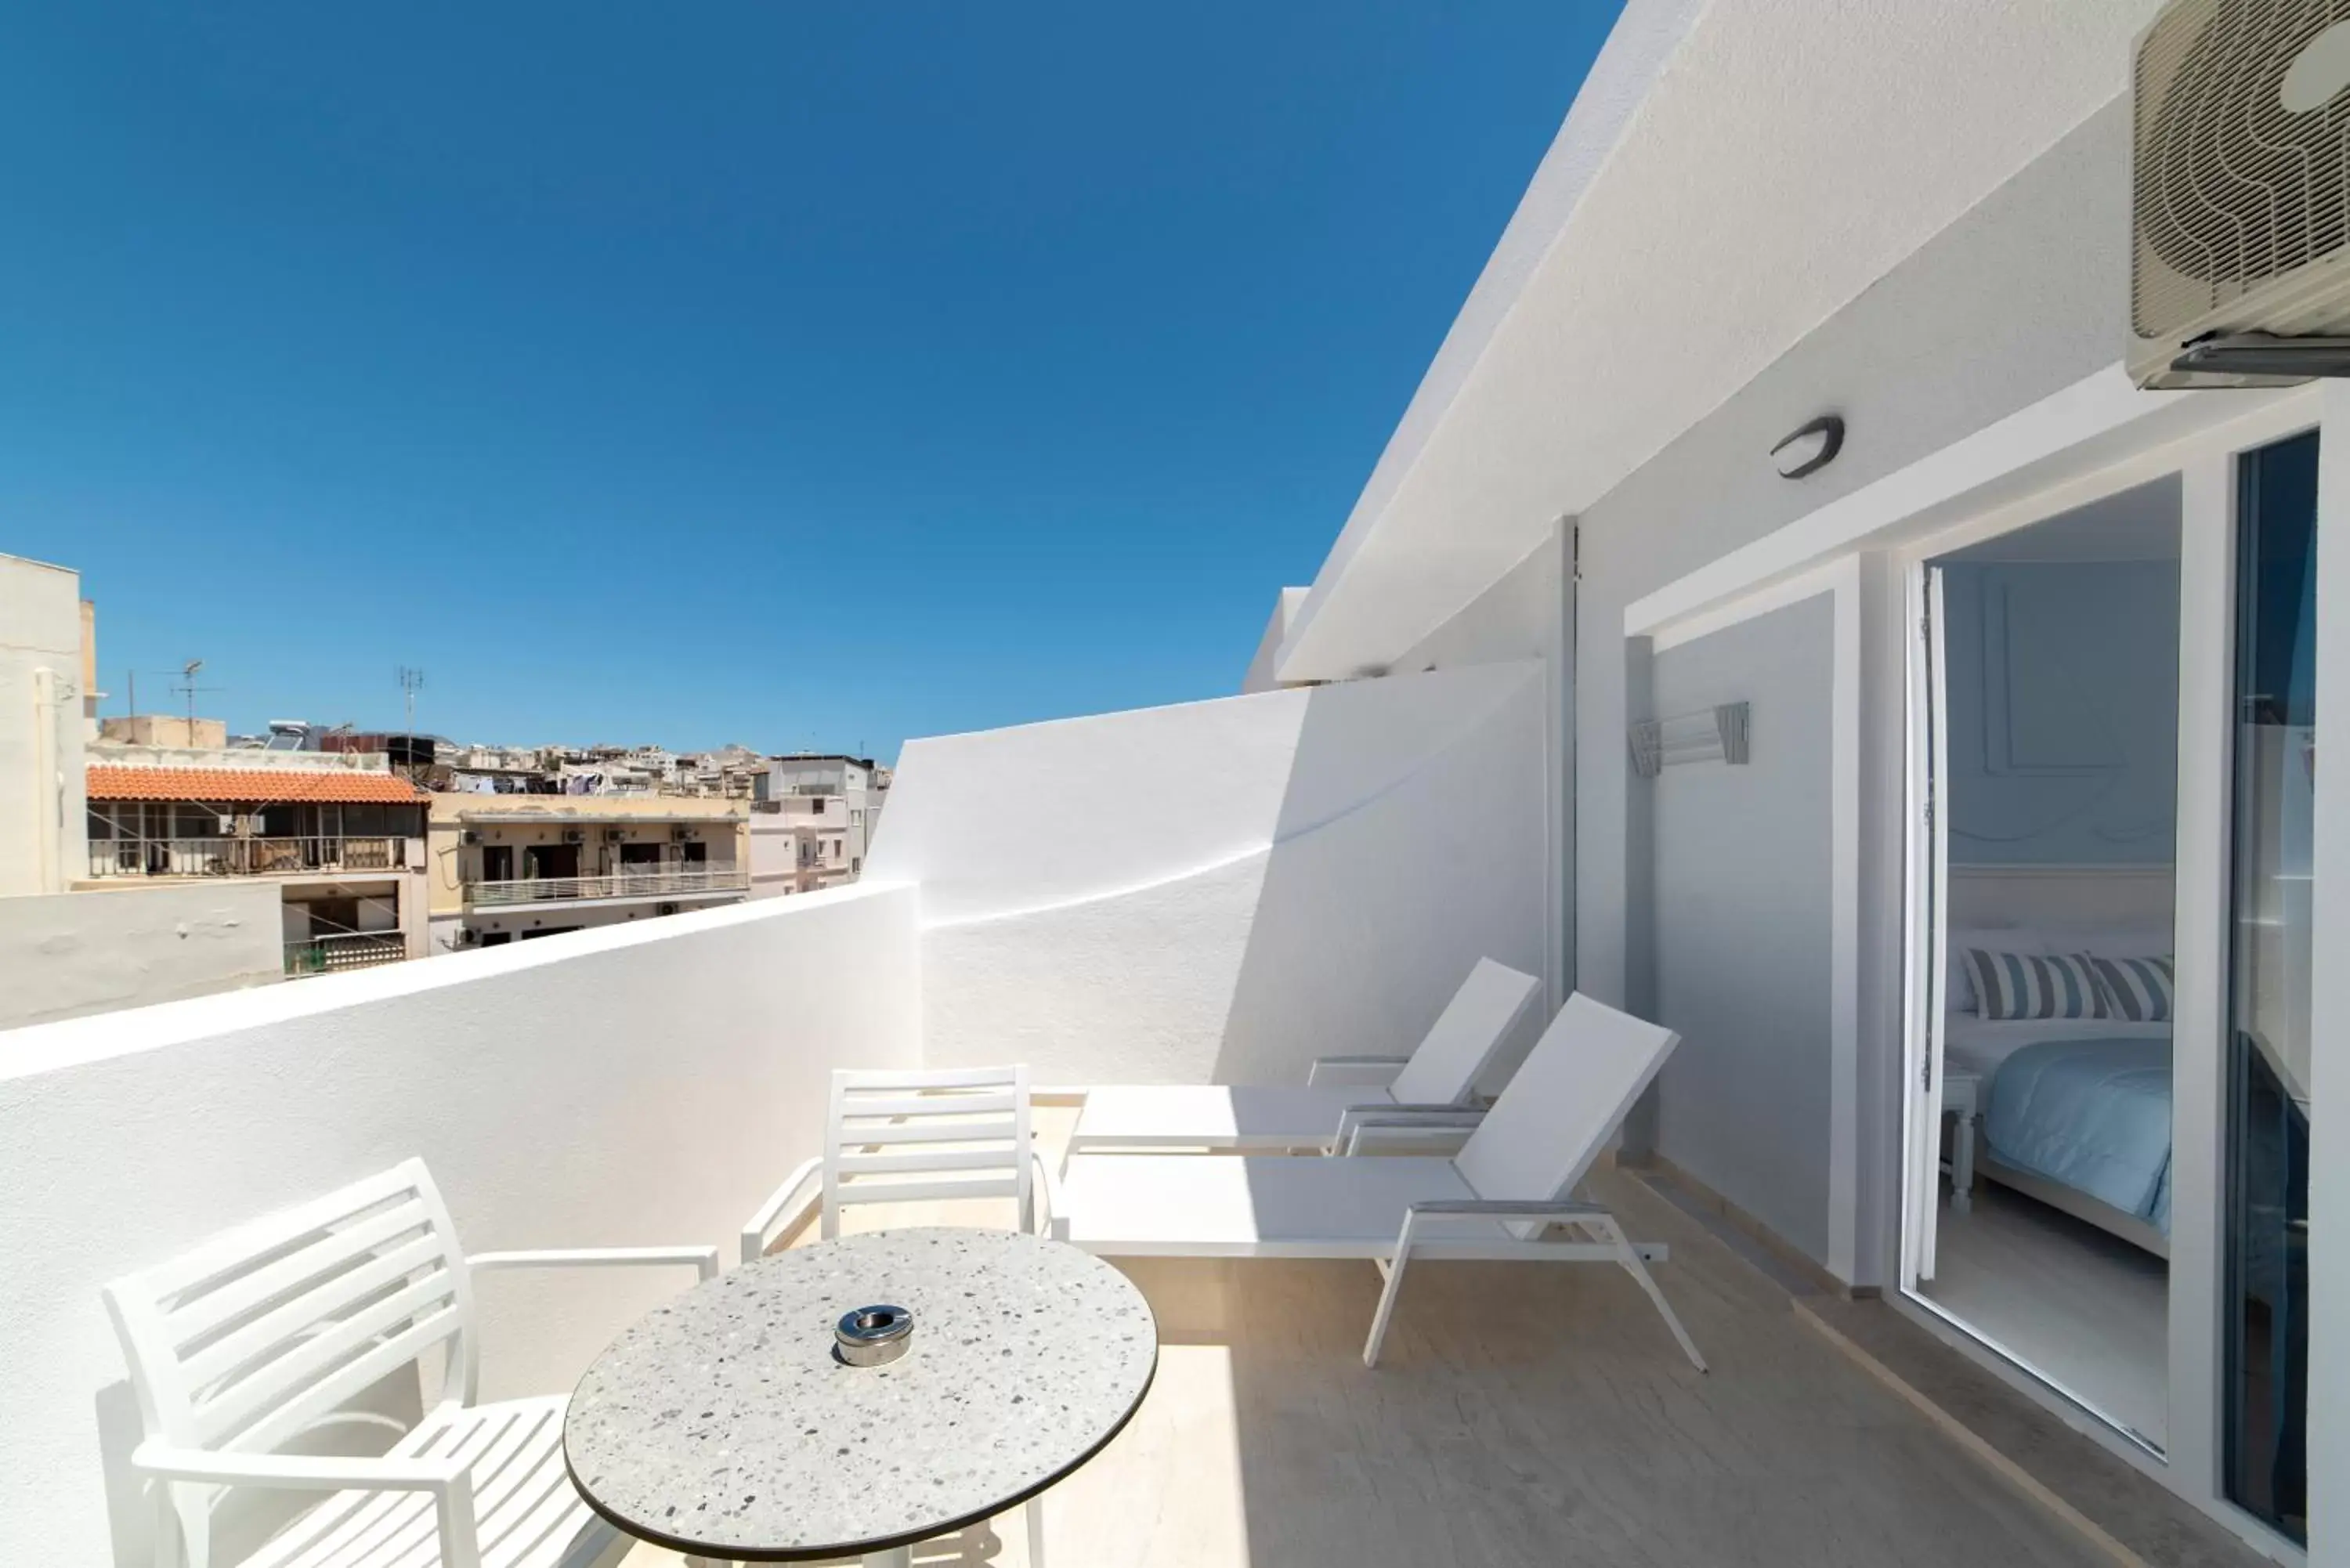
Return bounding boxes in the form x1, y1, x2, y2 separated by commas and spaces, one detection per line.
2131, 3, 2350, 387
657, 902, 681, 916
562, 829, 585, 844
461, 830, 482, 846
671, 826, 693, 843
604, 828, 627, 842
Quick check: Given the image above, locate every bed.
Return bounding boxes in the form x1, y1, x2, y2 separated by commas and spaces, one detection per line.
1943, 1015, 2172, 1258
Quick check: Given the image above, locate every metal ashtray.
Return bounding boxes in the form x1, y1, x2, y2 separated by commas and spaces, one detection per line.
834, 1304, 914, 1367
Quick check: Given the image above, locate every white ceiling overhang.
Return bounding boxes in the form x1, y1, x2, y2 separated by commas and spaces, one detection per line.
1276, 0, 2167, 681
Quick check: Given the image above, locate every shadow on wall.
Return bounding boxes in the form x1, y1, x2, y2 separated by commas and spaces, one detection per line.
1212, 668, 1551, 1091
888, 664, 1552, 1086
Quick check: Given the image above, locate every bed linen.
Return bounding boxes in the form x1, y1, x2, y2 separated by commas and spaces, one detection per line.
1976, 1035, 2173, 1234
1943, 1015, 2169, 1079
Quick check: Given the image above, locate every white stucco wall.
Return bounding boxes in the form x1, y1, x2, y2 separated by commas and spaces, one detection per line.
1646, 596, 1838, 1266
1386, 531, 1574, 1008
1240, 586, 1311, 694
1542, 103, 2138, 1295
0, 553, 89, 897
0, 883, 284, 1028
1391, 534, 1560, 676
870, 665, 1549, 1086
1574, 103, 2131, 1020
0, 883, 921, 1568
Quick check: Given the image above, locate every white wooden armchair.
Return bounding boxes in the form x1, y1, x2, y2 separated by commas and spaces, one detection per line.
103, 1158, 718, 1568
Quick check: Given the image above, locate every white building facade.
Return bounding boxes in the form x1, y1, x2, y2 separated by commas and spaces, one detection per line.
1248, 3, 2339, 1555
750, 754, 886, 894
0, 552, 90, 898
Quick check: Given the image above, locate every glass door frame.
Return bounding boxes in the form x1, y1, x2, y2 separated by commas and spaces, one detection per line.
1889, 389, 2322, 1554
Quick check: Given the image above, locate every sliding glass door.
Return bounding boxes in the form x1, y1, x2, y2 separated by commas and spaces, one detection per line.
1905, 479, 2183, 1451
1889, 400, 2329, 1552
2223, 432, 2316, 1544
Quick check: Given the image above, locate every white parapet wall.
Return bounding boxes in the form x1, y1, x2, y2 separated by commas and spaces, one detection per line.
870, 663, 1551, 1086
0, 882, 921, 1568
0, 882, 285, 1028
1240, 584, 1312, 694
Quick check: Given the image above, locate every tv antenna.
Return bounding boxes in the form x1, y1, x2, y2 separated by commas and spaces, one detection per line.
397, 667, 425, 739
169, 659, 221, 730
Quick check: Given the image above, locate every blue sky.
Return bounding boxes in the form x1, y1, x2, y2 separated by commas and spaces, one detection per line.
2, 3, 1616, 761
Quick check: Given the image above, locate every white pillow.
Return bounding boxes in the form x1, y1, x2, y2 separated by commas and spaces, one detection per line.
1947, 927, 2042, 1014
1963, 948, 2110, 1022
2080, 952, 2175, 1023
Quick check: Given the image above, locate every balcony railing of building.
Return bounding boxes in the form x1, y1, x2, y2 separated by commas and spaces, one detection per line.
283, 931, 407, 977
86, 836, 408, 880
464, 865, 751, 906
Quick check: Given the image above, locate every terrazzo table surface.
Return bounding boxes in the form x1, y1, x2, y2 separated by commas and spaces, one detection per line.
563, 1227, 1158, 1563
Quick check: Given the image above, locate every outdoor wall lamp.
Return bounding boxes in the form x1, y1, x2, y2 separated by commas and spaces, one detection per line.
1770, 414, 1844, 479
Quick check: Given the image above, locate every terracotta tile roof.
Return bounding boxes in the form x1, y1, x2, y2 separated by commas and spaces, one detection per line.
85, 764, 428, 804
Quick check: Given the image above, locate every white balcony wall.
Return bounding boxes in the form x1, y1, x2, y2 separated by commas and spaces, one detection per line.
870, 664, 1549, 1087
0, 882, 284, 1028
1239, 585, 1311, 694
0, 883, 920, 1568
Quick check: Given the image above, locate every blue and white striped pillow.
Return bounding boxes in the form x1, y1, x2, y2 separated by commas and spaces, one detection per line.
2084, 954, 2175, 1024
1961, 949, 2109, 1022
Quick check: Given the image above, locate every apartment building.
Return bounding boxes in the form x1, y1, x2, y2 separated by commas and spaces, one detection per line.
747, 803, 846, 896
747, 752, 884, 888
1, 553, 429, 1025
680, 743, 766, 797
0, 551, 91, 901
748, 753, 886, 896
96, 715, 226, 747
83, 746, 430, 971
423, 792, 750, 949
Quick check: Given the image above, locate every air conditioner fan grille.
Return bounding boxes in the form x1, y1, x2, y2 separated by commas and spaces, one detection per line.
2135, 0, 2350, 339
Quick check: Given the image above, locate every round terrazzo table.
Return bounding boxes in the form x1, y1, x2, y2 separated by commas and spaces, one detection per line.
562, 1227, 1159, 1566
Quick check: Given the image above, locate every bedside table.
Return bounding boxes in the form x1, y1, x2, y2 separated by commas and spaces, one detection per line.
1941, 1067, 1980, 1214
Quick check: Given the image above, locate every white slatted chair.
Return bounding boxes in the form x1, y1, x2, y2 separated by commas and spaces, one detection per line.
103, 1159, 719, 1568
1055, 993, 1705, 1370
736, 1064, 1053, 1563
737, 1064, 1050, 1259
1067, 958, 1542, 1154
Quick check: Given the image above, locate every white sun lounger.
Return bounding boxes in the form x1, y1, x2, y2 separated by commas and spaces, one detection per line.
1055, 992, 1701, 1370
1067, 957, 1541, 1154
